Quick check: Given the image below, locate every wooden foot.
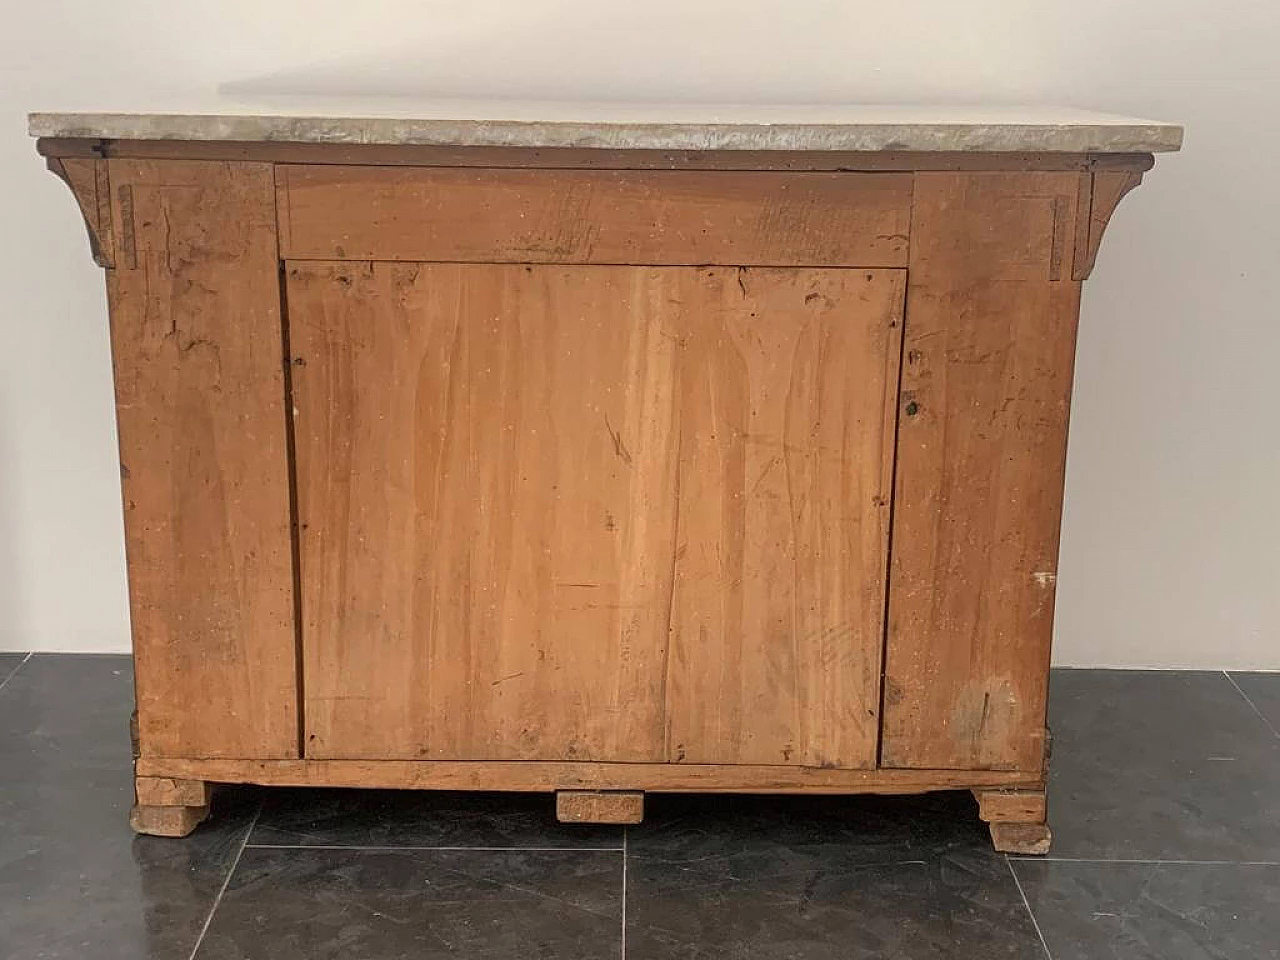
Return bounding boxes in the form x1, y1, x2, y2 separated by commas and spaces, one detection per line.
556, 790, 644, 824
130, 776, 212, 837
989, 821, 1052, 855
130, 802, 211, 837
973, 788, 1051, 855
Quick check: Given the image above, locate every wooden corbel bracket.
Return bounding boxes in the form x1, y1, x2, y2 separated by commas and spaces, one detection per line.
1072, 168, 1145, 280
46, 156, 115, 268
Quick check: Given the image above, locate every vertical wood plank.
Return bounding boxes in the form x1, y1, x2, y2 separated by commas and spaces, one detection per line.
107, 159, 298, 759
291, 262, 681, 762
664, 268, 902, 768
882, 172, 1083, 772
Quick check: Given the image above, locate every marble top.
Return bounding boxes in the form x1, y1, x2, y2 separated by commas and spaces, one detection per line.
28, 102, 1183, 154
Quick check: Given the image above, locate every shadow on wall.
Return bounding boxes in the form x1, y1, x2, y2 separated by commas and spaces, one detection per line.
214, 1, 1067, 105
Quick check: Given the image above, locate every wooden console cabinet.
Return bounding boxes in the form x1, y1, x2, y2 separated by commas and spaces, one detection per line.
31, 107, 1182, 853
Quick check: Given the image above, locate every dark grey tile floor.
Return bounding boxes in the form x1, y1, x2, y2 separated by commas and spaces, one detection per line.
0, 656, 1276, 959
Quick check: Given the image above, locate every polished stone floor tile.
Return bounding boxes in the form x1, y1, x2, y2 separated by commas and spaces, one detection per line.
251, 787, 623, 848
1013, 860, 1280, 960
627, 855, 1044, 960
1229, 671, 1280, 737
629, 790, 991, 862
626, 792, 1045, 959
0, 655, 259, 960
6, 656, 1279, 960
0, 651, 27, 688
0, 654, 134, 773
195, 847, 622, 960
1047, 669, 1280, 861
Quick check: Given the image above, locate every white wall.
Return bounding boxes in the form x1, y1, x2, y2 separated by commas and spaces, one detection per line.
2, 1, 1276, 667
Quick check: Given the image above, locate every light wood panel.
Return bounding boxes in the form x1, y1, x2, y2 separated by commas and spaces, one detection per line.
135, 756, 1040, 794
289, 263, 901, 767
276, 166, 911, 266
882, 172, 1084, 772
107, 159, 298, 759
664, 268, 903, 767
290, 261, 678, 763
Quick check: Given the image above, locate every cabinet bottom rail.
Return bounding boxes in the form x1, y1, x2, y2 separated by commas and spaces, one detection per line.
131, 759, 1051, 851
133, 756, 1038, 794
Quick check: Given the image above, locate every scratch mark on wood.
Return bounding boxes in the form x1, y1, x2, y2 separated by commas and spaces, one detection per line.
603, 413, 633, 465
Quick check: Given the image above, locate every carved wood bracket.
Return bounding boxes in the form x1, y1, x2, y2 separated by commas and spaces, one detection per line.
1072, 170, 1144, 280
46, 156, 115, 268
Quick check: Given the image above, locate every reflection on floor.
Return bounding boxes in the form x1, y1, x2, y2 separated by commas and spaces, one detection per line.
1, 653, 1277, 959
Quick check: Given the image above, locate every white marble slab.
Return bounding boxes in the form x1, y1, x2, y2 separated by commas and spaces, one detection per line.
28, 102, 1183, 153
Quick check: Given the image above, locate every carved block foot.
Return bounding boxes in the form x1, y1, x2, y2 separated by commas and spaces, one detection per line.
989, 821, 1053, 855
130, 776, 213, 837
130, 802, 211, 837
556, 790, 644, 824
973, 787, 1051, 854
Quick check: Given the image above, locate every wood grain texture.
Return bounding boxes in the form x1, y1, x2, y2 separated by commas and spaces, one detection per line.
135, 756, 1040, 794
46, 156, 114, 266
664, 267, 903, 767
556, 791, 644, 824
135, 776, 212, 807
1073, 170, 1145, 280
973, 788, 1048, 824
107, 159, 298, 760
129, 803, 210, 838
882, 173, 1084, 772
990, 822, 1052, 855
276, 166, 911, 266
289, 262, 901, 768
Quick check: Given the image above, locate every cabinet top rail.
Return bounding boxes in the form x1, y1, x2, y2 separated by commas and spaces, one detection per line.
28, 103, 1183, 154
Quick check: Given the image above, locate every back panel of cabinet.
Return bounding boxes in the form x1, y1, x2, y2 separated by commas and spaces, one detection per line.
288, 262, 903, 767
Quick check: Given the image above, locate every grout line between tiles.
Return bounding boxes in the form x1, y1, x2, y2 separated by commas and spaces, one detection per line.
243, 843, 626, 852
188, 798, 263, 960
621, 825, 628, 960
1008, 856, 1280, 865
1224, 670, 1280, 739
1006, 856, 1052, 959
0, 652, 33, 694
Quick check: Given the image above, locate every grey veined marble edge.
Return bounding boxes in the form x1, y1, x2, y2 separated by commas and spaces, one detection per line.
28, 112, 1184, 154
